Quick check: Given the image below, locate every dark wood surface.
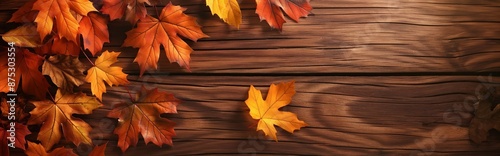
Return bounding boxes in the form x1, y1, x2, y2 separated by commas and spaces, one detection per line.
1, 0, 500, 155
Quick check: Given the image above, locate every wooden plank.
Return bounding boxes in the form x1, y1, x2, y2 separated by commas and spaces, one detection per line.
10, 75, 495, 155
1, 0, 500, 74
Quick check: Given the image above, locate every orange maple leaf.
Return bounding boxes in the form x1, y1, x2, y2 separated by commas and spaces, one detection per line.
123, 2, 208, 76
108, 86, 179, 152
32, 0, 97, 42
25, 141, 77, 156
0, 48, 49, 99
255, 0, 312, 30
79, 12, 110, 56
101, 0, 154, 24
86, 51, 129, 101
27, 90, 102, 150
245, 81, 307, 141
35, 36, 81, 56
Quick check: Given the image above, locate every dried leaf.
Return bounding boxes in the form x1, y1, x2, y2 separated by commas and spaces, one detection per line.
42, 55, 86, 92
101, 0, 154, 24
79, 12, 110, 56
85, 51, 129, 101
255, 0, 312, 30
89, 142, 108, 156
108, 86, 179, 152
0, 122, 31, 155
8, 0, 37, 23
2, 24, 42, 47
27, 90, 102, 150
123, 3, 208, 76
0, 49, 50, 99
469, 96, 500, 143
206, 0, 242, 28
245, 81, 306, 141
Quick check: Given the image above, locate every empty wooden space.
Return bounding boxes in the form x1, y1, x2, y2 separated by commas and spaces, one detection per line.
1, 0, 500, 155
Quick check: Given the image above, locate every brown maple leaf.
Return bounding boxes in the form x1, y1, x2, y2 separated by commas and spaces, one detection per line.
123, 2, 208, 76
245, 80, 307, 141
32, 0, 97, 42
27, 90, 102, 150
0, 48, 50, 99
1, 95, 31, 121
255, 0, 312, 30
25, 141, 77, 156
86, 51, 129, 101
101, 0, 155, 24
108, 86, 179, 152
79, 12, 110, 56
42, 55, 86, 92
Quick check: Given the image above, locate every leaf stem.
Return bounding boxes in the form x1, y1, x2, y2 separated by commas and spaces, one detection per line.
123, 85, 134, 102
81, 48, 95, 66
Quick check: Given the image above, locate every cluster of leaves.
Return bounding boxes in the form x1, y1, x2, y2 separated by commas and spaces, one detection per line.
1, 0, 312, 155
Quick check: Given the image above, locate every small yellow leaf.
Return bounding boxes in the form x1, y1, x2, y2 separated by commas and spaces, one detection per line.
206, 0, 242, 28
2, 24, 42, 47
245, 81, 307, 141
86, 51, 129, 100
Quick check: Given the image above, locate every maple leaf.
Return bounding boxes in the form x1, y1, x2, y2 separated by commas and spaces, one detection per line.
206, 0, 242, 28
86, 51, 129, 101
7, 0, 37, 23
101, 0, 154, 24
123, 3, 208, 76
255, 0, 312, 30
89, 142, 108, 156
469, 91, 500, 143
245, 81, 307, 141
27, 90, 102, 150
33, 0, 97, 42
2, 24, 42, 47
36, 37, 81, 56
79, 12, 110, 56
108, 86, 179, 152
42, 55, 86, 92
0, 49, 49, 99
25, 141, 77, 156
0, 123, 31, 155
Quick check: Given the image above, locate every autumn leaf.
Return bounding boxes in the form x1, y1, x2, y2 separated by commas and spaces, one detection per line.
25, 141, 77, 156
206, 0, 242, 28
101, 0, 154, 24
7, 0, 37, 23
255, 0, 312, 30
123, 2, 208, 76
108, 86, 179, 152
2, 24, 42, 47
469, 92, 500, 143
0, 48, 50, 99
35, 36, 81, 56
86, 51, 129, 101
245, 81, 306, 141
79, 12, 110, 56
27, 90, 102, 150
42, 55, 86, 92
33, 0, 97, 42
89, 142, 108, 156
0, 123, 31, 156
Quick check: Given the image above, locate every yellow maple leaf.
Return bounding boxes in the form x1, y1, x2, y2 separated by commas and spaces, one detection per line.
206, 0, 242, 28
245, 80, 307, 141
86, 51, 129, 100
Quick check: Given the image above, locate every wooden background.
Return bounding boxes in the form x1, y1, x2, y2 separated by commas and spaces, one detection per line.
2, 0, 500, 155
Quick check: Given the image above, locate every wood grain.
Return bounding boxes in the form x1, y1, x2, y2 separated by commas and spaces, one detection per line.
75, 76, 500, 155
0, 0, 499, 74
